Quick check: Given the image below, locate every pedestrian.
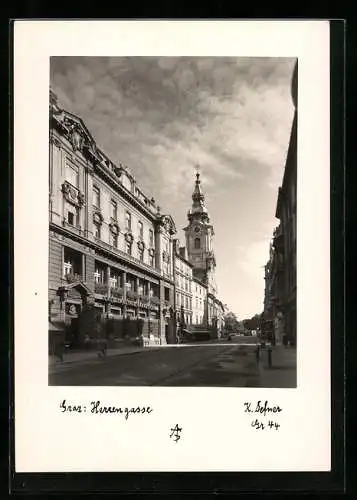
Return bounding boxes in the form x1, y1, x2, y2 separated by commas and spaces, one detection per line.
84, 334, 90, 350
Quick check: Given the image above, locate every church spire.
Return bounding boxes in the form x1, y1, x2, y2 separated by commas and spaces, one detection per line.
192, 171, 205, 205
188, 167, 209, 222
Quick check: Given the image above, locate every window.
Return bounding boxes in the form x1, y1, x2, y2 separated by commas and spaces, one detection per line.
63, 261, 72, 276
67, 211, 74, 226
94, 223, 101, 239
111, 200, 117, 219
93, 186, 100, 207
65, 162, 78, 187
126, 240, 132, 255
163, 261, 169, 276
149, 229, 154, 247
63, 248, 82, 278
110, 275, 118, 289
94, 265, 105, 284
67, 209, 77, 227
138, 220, 143, 239
194, 238, 201, 249
149, 253, 155, 267
138, 247, 144, 262
111, 232, 118, 248
125, 211, 131, 231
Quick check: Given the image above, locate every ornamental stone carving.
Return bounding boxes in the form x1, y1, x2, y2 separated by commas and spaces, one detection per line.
50, 134, 62, 148
114, 165, 123, 178
162, 250, 170, 263
137, 240, 145, 251
148, 248, 155, 257
69, 126, 84, 152
124, 232, 134, 243
109, 222, 120, 235
77, 192, 85, 207
62, 181, 84, 208
93, 210, 104, 225
158, 214, 176, 235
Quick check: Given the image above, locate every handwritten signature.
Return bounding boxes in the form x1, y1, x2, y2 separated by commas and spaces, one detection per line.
244, 400, 282, 417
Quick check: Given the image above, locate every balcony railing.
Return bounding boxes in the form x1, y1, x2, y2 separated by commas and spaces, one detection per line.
150, 296, 160, 306
110, 287, 124, 299
65, 273, 83, 283
94, 283, 109, 295
138, 294, 150, 304
126, 289, 138, 301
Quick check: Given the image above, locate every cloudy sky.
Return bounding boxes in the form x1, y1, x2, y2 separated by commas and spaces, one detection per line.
50, 56, 296, 319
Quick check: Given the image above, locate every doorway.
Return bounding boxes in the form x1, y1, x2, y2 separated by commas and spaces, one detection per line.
65, 317, 80, 349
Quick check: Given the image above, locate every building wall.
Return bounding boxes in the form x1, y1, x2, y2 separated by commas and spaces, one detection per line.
263, 60, 297, 345
192, 278, 207, 325
48, 93, 176, 347
174, 250, 193, 325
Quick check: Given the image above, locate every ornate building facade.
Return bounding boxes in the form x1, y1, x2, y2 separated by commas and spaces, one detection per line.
262, 60, 297, 346
48, 90, 176, 349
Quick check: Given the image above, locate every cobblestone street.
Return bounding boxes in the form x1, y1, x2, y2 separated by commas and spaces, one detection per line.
49, 337, 296, 388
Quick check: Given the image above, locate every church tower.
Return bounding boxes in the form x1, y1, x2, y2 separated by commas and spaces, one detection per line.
184, 171, 217, 295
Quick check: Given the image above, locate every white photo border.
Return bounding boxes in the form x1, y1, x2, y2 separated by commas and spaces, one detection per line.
14, 20, 331, 473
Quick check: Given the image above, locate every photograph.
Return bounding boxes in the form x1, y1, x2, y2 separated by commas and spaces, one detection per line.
48, 56, 297, 388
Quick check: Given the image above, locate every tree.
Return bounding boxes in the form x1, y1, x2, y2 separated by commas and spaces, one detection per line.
243, 313, 261, 331
224, 312, 238, 332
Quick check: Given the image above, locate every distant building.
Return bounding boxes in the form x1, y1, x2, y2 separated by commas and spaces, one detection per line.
173, 241, 194, 329
192, 277, 208, 326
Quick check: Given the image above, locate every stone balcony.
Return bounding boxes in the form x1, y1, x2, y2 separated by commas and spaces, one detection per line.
64, 273, 84, 284
93, 283, 160, 310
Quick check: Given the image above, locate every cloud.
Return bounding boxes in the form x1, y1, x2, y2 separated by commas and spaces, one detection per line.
50, 56, 295, 317
236, 239, 271, 281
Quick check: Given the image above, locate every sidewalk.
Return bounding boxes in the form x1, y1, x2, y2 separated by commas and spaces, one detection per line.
49, 343, 160, 372
257, 345, 297, 388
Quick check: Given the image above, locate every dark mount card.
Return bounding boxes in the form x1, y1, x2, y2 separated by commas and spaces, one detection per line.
10, 19, 345, 494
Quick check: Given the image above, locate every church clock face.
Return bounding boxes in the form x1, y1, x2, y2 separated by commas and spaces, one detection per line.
194, 226, 200, 233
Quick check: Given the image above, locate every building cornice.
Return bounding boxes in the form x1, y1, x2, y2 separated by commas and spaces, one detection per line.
192, 276, 208, 289
175, 252, 194, 268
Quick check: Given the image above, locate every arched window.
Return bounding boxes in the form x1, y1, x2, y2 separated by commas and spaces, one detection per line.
194, 238, 201, 249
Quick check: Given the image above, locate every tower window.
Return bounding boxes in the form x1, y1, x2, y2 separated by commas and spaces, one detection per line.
194, 238, 201, 249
